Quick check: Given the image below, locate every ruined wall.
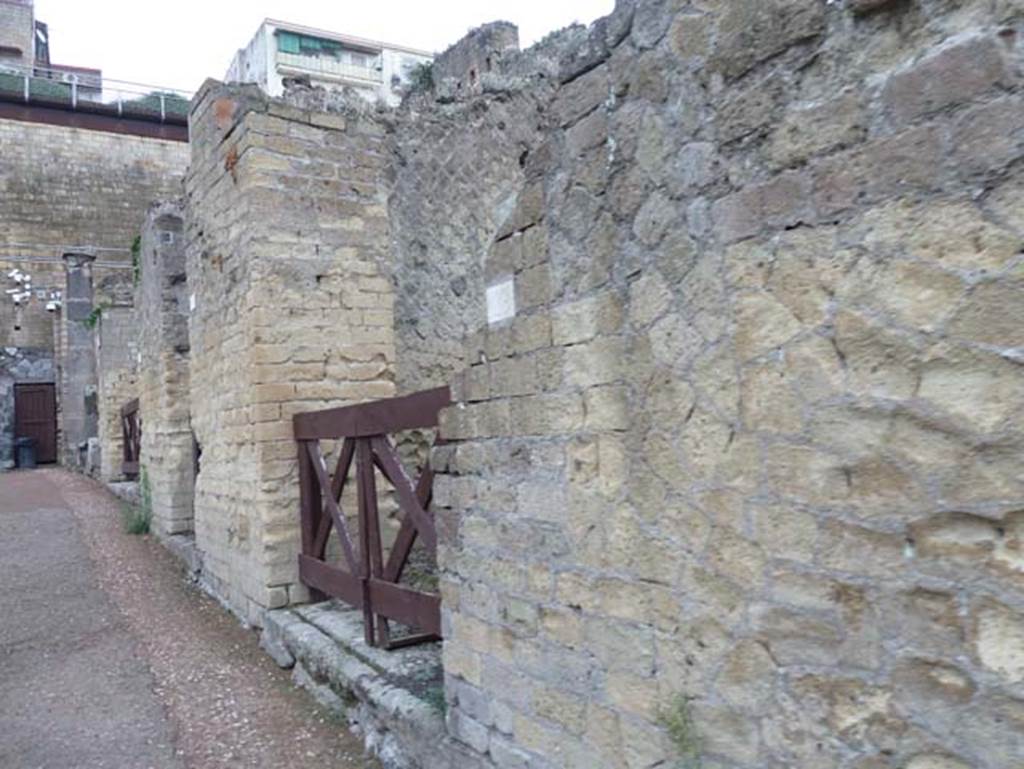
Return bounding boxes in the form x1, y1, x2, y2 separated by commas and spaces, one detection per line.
136, 202, 194, 535
0, 117, 188, 352
429, 1, 1024, 768
185, 82, 395, 623
389, 69, 548, 395
94, 304, 137, 481
431, 22, 521, 99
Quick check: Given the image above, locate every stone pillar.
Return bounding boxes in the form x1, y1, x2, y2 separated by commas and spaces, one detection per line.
185, 81, 395, 624
60, 251, 98, 468
137, 201, 195, 536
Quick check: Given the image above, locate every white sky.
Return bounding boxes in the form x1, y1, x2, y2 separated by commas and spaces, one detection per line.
33, 0, 615, 93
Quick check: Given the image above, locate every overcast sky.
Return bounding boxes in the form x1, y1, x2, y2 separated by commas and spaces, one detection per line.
33, 0, 614, 93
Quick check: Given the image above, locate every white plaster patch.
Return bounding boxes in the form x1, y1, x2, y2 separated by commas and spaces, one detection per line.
486, 278, 516, 325
189, 293, 196, 312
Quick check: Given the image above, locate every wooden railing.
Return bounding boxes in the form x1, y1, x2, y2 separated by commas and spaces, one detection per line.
293, 387, 450, 649
121, 398, 141, 479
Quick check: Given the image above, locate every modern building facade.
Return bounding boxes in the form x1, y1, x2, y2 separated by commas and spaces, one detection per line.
225, 19, 433, 106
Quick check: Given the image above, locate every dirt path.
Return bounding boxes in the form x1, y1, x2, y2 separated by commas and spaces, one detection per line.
1, 468, 377, 769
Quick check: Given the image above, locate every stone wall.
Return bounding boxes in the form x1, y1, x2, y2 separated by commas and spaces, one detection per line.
136, 202, 194, 535
431, 22, 521, 99
389, 68, 548, 396
0, 113, 187, 467
0, 116, 188, 353
127, 1, 1024, 766
94, 304, 137, 481
427, 1, 1024, 768
184, 82, 395, 624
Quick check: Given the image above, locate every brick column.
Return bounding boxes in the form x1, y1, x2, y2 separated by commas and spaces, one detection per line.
185, 82, 395, 624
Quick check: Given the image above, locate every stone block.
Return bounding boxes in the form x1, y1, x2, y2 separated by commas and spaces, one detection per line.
951, 95, 1024, 178
767, 90, 866, 168
551, 292, 624, 345
882, 34, 1010, 123
709, 0, 827, 80
972, 599, 1024, 683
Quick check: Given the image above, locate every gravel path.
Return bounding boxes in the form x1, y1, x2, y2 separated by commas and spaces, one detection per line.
1, 468, 377, 769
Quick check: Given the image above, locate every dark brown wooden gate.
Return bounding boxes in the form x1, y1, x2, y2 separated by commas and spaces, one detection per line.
293, 387, 450, 649
121, 398, 141, 479
14, 383, 57, 464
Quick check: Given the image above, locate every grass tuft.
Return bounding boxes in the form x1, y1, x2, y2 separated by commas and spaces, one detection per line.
121, 502, 151, 535
659, 694, 702, 768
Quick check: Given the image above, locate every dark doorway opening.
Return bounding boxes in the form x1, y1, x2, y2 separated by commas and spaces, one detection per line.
14, 383, 58, 465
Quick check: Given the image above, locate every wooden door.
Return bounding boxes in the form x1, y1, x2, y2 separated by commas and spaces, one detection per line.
14, 383, 57, 464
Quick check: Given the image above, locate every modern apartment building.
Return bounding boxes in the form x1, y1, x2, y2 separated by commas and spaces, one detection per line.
225, 19, 433, 106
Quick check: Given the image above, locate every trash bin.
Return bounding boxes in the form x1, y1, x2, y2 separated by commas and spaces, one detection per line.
15, 437, 36, 470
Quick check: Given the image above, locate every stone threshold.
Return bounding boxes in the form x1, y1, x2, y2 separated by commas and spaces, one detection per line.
261, 602, 484, 769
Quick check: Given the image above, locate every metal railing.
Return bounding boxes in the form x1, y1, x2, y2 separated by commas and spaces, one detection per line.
0, 62, 191, 122
293, 387, 450, 649
277, 51, 383, 84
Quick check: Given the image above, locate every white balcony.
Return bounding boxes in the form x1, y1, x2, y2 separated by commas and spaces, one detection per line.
277, 52, 382, 85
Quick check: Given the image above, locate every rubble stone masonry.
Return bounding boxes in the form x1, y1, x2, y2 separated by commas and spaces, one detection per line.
131, 0, 1024, 766
425, 1, 1024, 768
185, 82, 396, 624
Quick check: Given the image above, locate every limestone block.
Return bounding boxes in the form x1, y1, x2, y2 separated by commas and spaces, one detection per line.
551, 292, 624, 345
813, 126, 946, 215
708, 0, 827, 80
882, 34, 1010, 124
972, 599, 1024, 683
861, 199, 1022, 272
917, 347, 1024, 433
905, 756, 972, 769
734, 292, 803, 360
947, 279, 1024, 347
767, 90, 866, 169
951, 95, 1024, 178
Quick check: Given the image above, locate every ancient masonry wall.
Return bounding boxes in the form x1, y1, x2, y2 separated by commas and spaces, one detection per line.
0, 117, 188, 352
388, 78, 547, 396
426, 1, 1024, 768
136, 202, 194, 535
94, 304, 137, 481
185, 82, 395, 624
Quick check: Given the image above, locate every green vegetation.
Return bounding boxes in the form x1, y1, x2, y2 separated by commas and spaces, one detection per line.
0, 74, 188, 119
659, 695, 702, 768
131, 235, 142, 286
122, 91, 190, 119
122, 467, 153, 535
82, 302, 110, 329
121, 502, 151, 535
0, 71, 71, 103
422, 685, 446, 715
409, 62, 434, 92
